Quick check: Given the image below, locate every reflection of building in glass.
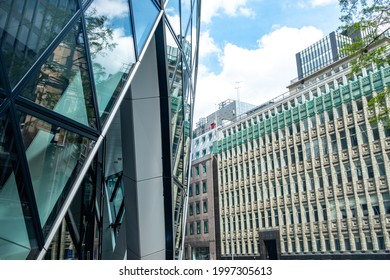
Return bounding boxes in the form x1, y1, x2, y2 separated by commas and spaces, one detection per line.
0, 0, 201, 260
215, 34, 390, 260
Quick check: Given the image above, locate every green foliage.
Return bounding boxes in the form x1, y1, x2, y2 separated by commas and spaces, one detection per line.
339, 0, 390, 126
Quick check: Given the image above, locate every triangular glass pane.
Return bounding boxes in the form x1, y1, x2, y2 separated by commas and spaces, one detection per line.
191, 0, 199, 65
131, 0, 159, 54
85, 0, 136, 122
165, 23, 184, 164
166, 0, 180, 35
17, 111, 95, 230
0, 0, 78, 88
19, 19, 97, 129
0, 113, 31, 259
180, 0, 191, 39
181, 0, 192, 67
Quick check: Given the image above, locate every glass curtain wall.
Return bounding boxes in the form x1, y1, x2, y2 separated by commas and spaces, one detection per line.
0, 0, 201, 259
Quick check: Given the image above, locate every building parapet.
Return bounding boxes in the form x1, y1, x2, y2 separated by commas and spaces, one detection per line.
214, 64, 390, 154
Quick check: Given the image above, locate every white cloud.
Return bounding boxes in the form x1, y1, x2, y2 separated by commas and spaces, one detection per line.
201, 0, 256, 24
90, 0, 129, 19
284, 0, 338, 9
194, 26, 324, 122
310, 0, 338, 7
199, 30, 221, 59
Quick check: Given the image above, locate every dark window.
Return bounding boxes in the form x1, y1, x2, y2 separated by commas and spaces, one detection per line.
202, 181, 207, 193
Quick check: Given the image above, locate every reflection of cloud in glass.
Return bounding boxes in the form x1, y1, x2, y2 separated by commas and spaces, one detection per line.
166, 10, 180, 36
86, 0, 136, 118
89, 0, 129, 20
166, 15, 180, 48
93, 28, 136, 78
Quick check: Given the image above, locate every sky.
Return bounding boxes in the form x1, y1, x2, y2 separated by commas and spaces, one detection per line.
194, 0, 343, 122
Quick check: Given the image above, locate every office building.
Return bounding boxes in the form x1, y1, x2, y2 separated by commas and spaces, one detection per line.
184, 99, 255, 259
0, 0, 201, 260
215, 34, 390, 259
295, 31, 354, 80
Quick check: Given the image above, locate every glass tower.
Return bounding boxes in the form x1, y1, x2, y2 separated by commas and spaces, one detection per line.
295, 31, 352, 80
0, 0, 201, 260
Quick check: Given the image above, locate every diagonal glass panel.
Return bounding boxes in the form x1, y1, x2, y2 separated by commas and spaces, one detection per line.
182, 90, 192, 188
44, 219, 79, 260
19, 19, 97, 129
180, 0, 191, 39
0, 114, 31, 259
166, 24, 184, 166
0, 0, 78, 88
191, 0, 199, 65
131, 0, 159, 54
165, 0, 180, 36
173, 181, 185, 259
181, 0, 192, 69
17, 111, 95, 230
85, 0, 136, 122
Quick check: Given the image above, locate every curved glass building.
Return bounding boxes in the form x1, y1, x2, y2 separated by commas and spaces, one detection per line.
0, 0, 201, 260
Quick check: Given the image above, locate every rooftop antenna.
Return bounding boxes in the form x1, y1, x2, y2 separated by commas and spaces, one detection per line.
235, 81, 242, 102
235, 81, 242, 118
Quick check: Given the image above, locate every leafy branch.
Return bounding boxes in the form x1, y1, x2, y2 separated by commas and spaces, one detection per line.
338, 0, 390, 126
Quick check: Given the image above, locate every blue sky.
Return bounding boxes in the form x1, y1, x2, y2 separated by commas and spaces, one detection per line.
194, 0, 343, 122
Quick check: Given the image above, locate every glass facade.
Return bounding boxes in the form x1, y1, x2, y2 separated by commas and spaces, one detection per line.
296, 31, 352, 80
0, 0, 201, 260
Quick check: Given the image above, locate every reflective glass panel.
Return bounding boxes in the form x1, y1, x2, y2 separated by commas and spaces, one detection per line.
0, 0, 78, 88
131, 0, 159, 54
18, 112, 94, 229
20, 19, 96, 128
182, 89, 192, 188
182, 0, 192, 68
191, 0, 199, 64
0, 74, 3, 91
165, 22, 183, 163
85, 0, 136, 121
0, 114, 31, 259
104, 110, 123, 177
173, 181, 185, 259
165, 0, 180, 35
44, 219, 79, 260
180, 0, 191, 38
0, 90, 5, 104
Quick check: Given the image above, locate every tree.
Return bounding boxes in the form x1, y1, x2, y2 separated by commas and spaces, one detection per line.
339, 0, 390, 125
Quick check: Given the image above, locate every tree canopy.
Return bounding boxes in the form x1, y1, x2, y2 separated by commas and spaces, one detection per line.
339, 0, 390, 125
